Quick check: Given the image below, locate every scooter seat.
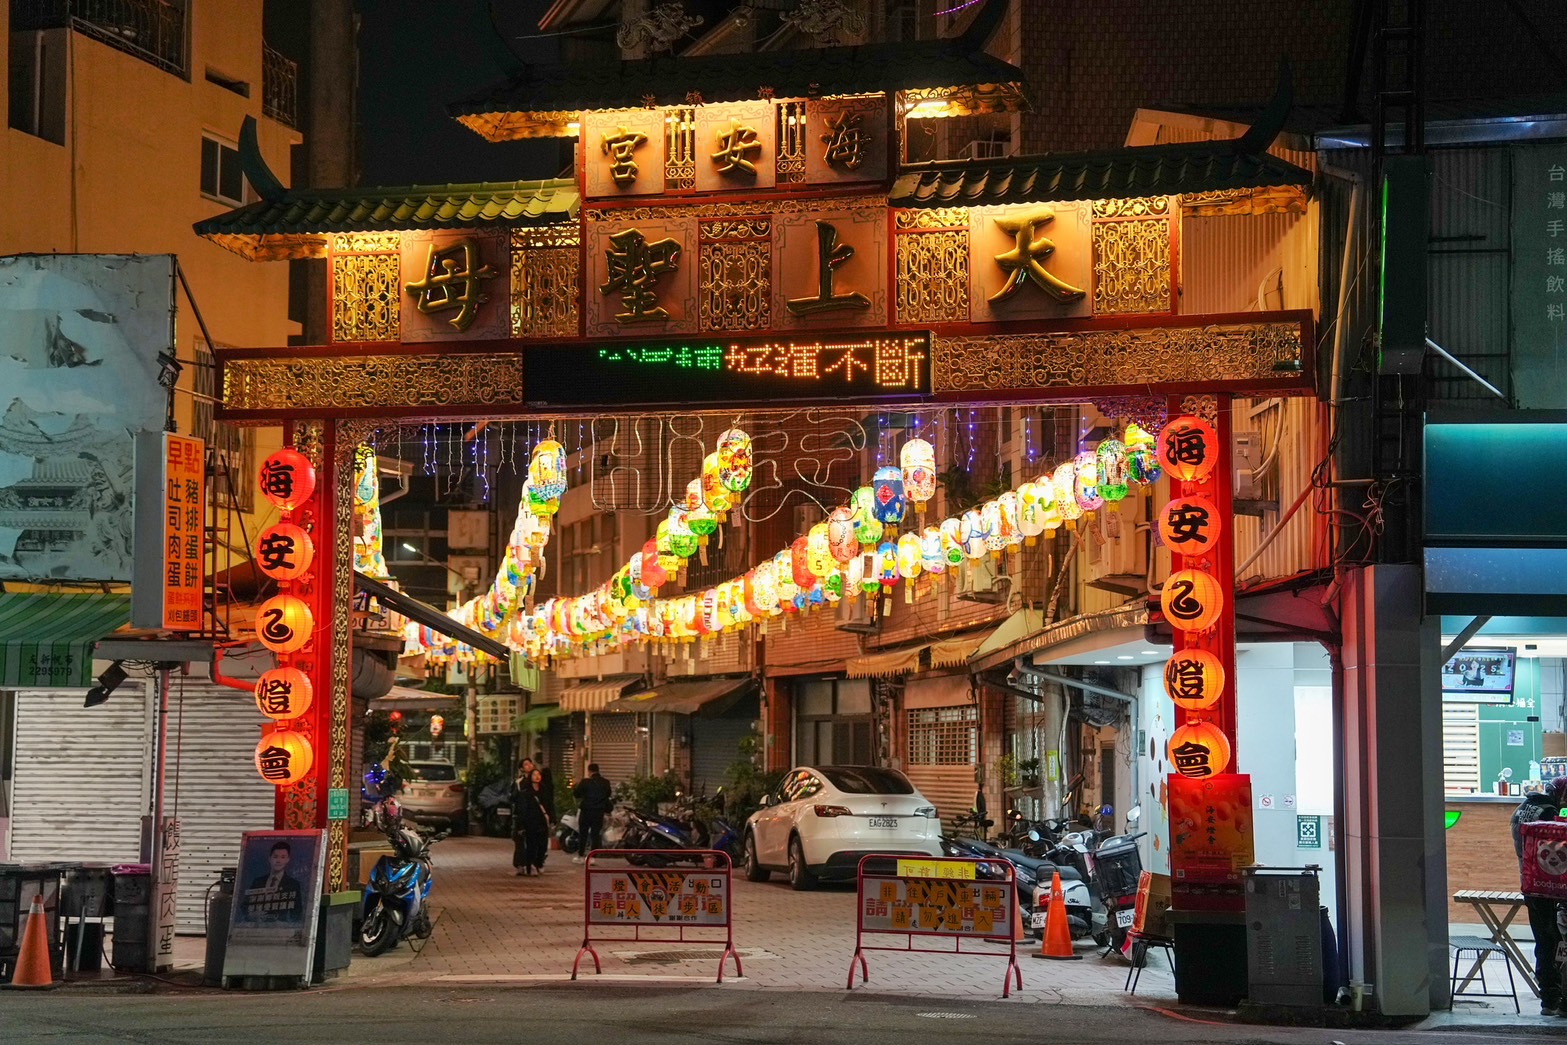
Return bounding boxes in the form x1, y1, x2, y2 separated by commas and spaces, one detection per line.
999, 849, 1083, 883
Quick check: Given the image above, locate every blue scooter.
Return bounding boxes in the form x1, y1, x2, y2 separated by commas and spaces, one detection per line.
359, 798, 448, 956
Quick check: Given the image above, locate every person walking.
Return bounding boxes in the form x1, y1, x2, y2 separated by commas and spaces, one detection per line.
508, 763, 533, 876
573, 762, 613, 864
534, 751, 556, 821
1511, 775, 1567, 1015
517, 768, 553, 875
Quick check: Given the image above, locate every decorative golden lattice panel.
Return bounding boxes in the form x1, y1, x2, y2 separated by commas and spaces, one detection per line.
895, 229, 969, 325
1092, 217, 1171, 315
224, 354, 526, 413
512, 227, 580, 338
331, 252, 401, 342
699, 238, 772, 331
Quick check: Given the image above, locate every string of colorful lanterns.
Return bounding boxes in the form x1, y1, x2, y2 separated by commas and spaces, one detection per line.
403, 419, 1175, 668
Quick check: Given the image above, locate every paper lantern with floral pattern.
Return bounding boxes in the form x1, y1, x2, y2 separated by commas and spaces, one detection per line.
1158, 416, 1219, 483
1161, 568, 1225, 633
1073, 451, 1104, 512
259, 448, 316, 512
1163, 648, 1226, 711
871, 466, 907, 527
1125, 423, 1162, 485
528, 439, 568, 500
255, 728, 314, 786
1168, 719, 1231, 778
900, 438, 937, 511
1053, 462, 1083, 526
716, 428, 753, 493
701, 453, 735, 515
827, 506, 859, 564
1096, 439, 1130, 507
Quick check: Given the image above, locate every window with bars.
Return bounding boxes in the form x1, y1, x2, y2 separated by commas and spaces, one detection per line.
193, 342, 253, 511
906, 705, 978, 765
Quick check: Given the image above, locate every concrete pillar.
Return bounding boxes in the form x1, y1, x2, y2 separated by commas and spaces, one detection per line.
1339, 564, 1449, 1015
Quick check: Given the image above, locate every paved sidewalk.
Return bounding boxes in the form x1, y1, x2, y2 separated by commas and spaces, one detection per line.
153, 836, 1555, 1034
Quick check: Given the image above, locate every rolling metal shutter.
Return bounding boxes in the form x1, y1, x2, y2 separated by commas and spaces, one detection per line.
163, 673, 277, 934
586, 713, 639, 787
9, 684, 153, 864
690, 695, 759, 795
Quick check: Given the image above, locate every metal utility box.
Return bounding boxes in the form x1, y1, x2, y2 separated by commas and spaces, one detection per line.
1244, 866, 1323, 1007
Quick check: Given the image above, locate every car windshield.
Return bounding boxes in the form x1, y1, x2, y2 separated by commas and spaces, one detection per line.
819, 766, 914, 795
408, 763, 457, 782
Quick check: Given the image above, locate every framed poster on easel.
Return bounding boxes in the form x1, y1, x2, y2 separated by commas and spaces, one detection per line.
222, 829, 326, 986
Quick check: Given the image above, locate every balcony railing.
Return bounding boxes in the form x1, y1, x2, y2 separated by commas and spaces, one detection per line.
12, 0, 189, 77
262, 41, 298, 128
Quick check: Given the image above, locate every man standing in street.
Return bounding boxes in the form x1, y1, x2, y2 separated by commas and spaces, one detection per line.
1511, 776, 1567, 1015
534, 751, 556, 821
573, 762, 613, 864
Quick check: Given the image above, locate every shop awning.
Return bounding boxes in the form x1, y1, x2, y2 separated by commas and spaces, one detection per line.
0, 592, 130, 688
603, 677, 753, 716
970, 603, 1147, 674
930, 630, 995, 670
518, 703, 571, 730
846, 644, 929, 679
558, 674, 643, 712
968, 609, 1045, 669
370, 685, 462, 712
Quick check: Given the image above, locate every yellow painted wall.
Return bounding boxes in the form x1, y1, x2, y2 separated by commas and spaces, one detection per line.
1, 3, 296, 583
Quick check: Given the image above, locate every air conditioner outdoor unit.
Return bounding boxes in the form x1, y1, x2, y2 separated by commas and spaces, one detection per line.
1084, 495, 1148, 596
836, 596, 881, 634
956, 555, 1008, 604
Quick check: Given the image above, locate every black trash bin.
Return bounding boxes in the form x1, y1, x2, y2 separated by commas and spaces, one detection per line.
62, 865, 112, 973
110, 864, 152, 973
312, 891, 360, 983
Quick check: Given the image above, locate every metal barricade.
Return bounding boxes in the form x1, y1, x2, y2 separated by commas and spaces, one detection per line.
847, 854, 1022, 998
571, 849, 741, 984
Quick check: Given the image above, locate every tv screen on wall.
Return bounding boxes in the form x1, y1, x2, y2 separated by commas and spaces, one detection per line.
1441, 646, 1516, 703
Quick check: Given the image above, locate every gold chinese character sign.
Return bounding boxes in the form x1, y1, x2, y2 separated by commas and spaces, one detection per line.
602, 228, 683, 323
398, 230, 510, 342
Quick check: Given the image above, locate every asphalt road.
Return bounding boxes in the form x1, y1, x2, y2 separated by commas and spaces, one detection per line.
5, 986, 1561, 1045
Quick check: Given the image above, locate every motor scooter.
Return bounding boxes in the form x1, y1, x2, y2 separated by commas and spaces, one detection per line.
556, 806, 627, 854
945, 832, 1095, 939
358, 798, 448, 956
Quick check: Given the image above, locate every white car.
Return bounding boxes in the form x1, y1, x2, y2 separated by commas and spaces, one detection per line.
742, 765, 942, 889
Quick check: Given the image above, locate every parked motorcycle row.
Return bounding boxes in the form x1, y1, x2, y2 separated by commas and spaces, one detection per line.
942, 803, 1147, 958
555, 788, 744, 866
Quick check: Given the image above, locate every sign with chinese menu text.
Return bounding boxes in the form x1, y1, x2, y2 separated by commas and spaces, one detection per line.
131, 431, 205, 631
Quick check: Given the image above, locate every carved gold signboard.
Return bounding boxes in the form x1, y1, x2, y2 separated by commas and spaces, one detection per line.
968, 203, 1093, 323
399, 230, 510, 342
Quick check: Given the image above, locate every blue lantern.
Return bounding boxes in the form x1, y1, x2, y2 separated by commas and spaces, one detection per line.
871, 466, 906, 527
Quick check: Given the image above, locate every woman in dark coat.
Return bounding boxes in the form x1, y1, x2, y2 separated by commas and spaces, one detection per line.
515, 768, 553, 876
509, 764, 533, 875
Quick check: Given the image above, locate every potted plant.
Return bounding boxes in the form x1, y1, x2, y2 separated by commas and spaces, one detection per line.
1019, 757, 1042, 789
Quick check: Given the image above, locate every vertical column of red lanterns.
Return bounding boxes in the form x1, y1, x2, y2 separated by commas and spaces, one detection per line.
252, 446, 321, 812
1156, 407, 1237, 775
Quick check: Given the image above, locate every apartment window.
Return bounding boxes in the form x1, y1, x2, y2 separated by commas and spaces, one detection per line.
906, 705, 978, 765
8, 29, 66, 144
200, 135, 248, 205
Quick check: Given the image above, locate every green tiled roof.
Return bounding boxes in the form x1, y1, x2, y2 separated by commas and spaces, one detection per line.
891, 143, 1313, 207
195, 179, 579, 259
450, 3, 1024, 140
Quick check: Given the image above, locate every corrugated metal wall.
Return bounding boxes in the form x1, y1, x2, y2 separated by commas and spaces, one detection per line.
1180, 209, 1317, 315
1427, 147, 1512, 403
1232, 396, 1330, 583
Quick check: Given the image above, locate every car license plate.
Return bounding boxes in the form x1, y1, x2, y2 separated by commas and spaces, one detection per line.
1116, 908, 1135, 929
1030, 910, 1049, 928
868, 816, 897, 829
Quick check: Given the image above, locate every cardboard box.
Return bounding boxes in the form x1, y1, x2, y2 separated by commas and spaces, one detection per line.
1520, 820, 1567, 901
1543, 732, 1566, 759
1133, 870, 1173, 939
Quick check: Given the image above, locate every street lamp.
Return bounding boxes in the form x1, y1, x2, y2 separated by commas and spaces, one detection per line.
399, 542, 469, 593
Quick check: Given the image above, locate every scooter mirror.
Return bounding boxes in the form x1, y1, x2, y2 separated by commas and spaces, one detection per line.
1027, 829, 1040, 842
1127, 804, 1142, 824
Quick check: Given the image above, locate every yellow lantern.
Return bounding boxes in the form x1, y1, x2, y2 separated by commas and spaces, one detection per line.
256, 594, 314, 654
254, 666, 313, 720
1162, 649, 1225, 711
1161, 568, 1224, 633
1158, 416, 1219, 484
701, 453, 735, 515
1167, 720, 1231, 778
258, 448, 316, 512
255, 522, 315, 582
1053, 462, 1083, 527
255, 728, 313, 786
528, 439, 568, 500
807, 523, 834, 577
1158, 495, 1221, 559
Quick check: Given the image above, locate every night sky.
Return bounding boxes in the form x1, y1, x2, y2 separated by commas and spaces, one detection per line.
355, 0, 568, 186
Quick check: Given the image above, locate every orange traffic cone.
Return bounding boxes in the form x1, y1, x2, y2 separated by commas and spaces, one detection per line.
1031, 871, 1081, 961
5, 895, 55, 988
